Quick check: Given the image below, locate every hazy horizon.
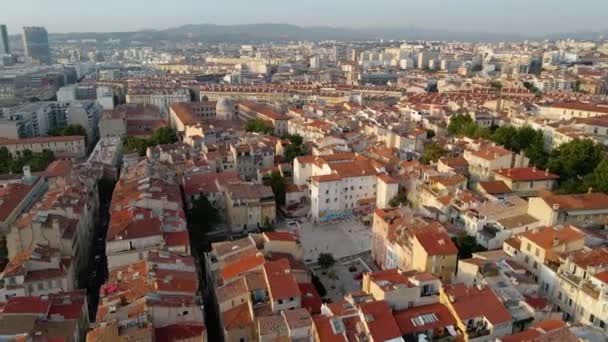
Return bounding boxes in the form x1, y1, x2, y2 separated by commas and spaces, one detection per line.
2, 0, 607, 36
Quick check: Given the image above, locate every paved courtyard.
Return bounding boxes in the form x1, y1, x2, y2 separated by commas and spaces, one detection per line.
277, 216, 373, 262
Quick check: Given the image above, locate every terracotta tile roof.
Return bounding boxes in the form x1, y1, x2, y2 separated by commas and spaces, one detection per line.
42, 160, 73, 178
183, 171, 239, 195
568, 247, 608, 268
358, 300, 402, 342
414, 229, 458, 256
282, 307, 312, 330
540, 192, 608, 211
155, 322, 206, 342
257, 315, 289, 337
394, 303, 456, 335
0, 182, 35, 223
443, 284, 512, 325
298, 283, 322, 314
520, 226, 585, 250
222, 302, 253, 330
478, 180, 512, 195
263, 259, 300, 300
222, 252, 265, 282
495, 167, 559, 181
312, 316, 348, 342
377, 173, 399, 184
217, 277, 249, 304
3, 296, 50, 315
263, 231, 299, 242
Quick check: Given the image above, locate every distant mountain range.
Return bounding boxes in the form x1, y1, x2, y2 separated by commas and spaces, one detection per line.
9, 23, 608, 45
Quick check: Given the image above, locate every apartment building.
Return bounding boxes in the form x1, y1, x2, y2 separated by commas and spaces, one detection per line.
554, 247, 608, 330
504, 225, 585, 279
91, 257, 205, 341
441, 284, 514, 341
493, 167, 559, 197
224, 183, 276, 231
0, 135, 86, 160
527, 192, 608, 226
105, 158, 188, 269
294, 153, 394, 222
126, 87, 190, 115
371, 208, 458, 282
0, 291, 89, 341
0, 244, 74, 301
238, 101, 291, 136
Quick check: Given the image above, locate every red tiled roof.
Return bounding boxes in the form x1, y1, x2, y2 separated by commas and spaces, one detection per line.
358, 300, 402, 342
394, 303, 456, 335
0, 182, 35, 223
313, 316, 348, 342
264, 259, 301, 300
298, 283, 322, 315
222, 303, 253, 330
520, 226, 585, 250
222, 253, 265, 282
541, 192, 608, 211
3, 296, 51, 315
155, 322, 205, 342
478, 180, 512, 194
414, 229, 458, 256
443, 284, 512, 325
263, 231, 299, 242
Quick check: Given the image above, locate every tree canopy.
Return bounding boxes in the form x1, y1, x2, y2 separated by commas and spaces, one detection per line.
264, 171, 287, 206
284, 134, 306, 163
0, 147, 55, 174
421, 142, 447, 164
245, 118, 274, 134
317, 253, 336, 269
123, 127, 178, 156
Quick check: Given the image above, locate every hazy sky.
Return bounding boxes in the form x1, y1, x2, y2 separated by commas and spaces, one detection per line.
3, 0, 607, 35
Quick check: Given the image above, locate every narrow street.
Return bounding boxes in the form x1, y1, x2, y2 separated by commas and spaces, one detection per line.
82, 179, 114, 322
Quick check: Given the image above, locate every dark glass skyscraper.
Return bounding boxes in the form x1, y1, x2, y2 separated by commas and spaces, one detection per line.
0, 25, 9, 55
22, 26, 51, 64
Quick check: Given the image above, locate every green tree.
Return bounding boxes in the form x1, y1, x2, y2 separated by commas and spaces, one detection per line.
524, 130, 549, 168
284, 135, 306, 163
150, 127, 177, 145
593, 159, 608, 193
245, 118, 274, 134
265, 172, 287, 205
389, 193, 408, 207
448, 114, 474, 135
123, 136, 149, 156
317, 253, 336, 269
547, 138, 603, 181
421, 142, 447, 164
491, 126, 520, 150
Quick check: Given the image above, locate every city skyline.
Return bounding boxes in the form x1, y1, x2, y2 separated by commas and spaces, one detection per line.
2, 0, 608, 36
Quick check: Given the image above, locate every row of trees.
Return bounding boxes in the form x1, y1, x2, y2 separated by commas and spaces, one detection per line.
447, 114, 608, 194
123, 127, 178, 156
0, 147, 55, 174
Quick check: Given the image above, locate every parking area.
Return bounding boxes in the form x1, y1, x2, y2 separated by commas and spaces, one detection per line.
278, 216, 372, 262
